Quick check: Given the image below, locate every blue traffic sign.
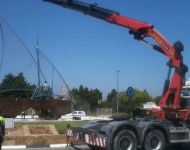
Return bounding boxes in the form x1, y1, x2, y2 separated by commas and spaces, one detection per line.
127, 87, 134, 97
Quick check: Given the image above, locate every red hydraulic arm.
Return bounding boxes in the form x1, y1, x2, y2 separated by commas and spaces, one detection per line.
44, 0, 189, 121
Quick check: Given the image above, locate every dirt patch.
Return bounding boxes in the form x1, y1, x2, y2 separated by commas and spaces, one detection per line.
4, 125, 84, 145
4, 125, 71, 145
28, 125, 56, 135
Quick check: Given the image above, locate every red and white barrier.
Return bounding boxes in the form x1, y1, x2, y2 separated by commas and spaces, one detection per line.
66, 129, 73, 137
85, 134, 106, 148
67, 128, 106, 148
66, 129, 81, 141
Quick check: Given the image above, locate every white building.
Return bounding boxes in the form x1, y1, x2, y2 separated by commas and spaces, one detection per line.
143, 102, 160, 110
182, 78, 190, 97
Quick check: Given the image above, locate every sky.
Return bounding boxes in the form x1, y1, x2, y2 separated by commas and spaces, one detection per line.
0, 0, 190, 99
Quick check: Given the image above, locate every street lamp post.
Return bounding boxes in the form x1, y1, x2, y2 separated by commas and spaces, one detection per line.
117, 70, 120, 115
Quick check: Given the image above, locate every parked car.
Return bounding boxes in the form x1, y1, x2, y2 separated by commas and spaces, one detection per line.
65, 111, 86, 117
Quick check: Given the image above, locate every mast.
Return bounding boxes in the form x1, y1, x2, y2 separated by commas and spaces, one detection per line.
36, 37, 41, 87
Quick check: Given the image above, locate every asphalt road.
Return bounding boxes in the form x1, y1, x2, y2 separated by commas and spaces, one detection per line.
4, 144, 190, 150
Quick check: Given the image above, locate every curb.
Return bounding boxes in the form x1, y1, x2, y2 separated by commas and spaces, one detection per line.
2, 145, 26, 149
2, 144, 68, 149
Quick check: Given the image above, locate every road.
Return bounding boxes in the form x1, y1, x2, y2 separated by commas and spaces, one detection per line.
4, 144, 190, 150
2, 145, 89, 150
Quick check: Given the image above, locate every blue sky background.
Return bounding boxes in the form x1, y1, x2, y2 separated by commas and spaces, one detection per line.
0, 0, 190, 99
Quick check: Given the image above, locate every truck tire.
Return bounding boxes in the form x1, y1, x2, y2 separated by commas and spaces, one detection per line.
144, 129, 165, 150
113, 129, 137, 150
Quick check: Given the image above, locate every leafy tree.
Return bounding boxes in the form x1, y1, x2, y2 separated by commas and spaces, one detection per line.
107, 89, 117, 103
71, 85, 154, 114
89, 88, 102, 107
129, 89, 151, 109
100, 100, 111, 108
0, 72, 35, 97
152, 96, 162, 105
104, 88, 152, 113
118, 92, 128, 112
72, 86, 90, 111
71, 85, 102, 113
106, 89, 117, 110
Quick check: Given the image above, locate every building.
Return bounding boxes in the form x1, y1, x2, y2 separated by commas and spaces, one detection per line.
143, 102, 160, 110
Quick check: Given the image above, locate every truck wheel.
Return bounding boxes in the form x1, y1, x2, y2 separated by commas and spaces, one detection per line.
144, 129, 165, 150
113, 129, 137, 150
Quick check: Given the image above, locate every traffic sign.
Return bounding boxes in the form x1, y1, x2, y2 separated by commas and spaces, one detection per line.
127, 87, 134, 97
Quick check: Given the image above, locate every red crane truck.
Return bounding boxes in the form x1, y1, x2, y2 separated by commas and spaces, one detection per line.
44, 0, 189, 150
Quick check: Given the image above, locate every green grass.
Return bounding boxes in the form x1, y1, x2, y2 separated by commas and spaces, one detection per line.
15, 120, 87, 134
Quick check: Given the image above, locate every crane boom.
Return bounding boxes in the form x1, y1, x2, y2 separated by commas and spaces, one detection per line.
44, 0, 189, 121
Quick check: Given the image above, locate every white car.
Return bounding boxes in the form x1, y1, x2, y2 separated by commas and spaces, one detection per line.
65, 111, 86, 117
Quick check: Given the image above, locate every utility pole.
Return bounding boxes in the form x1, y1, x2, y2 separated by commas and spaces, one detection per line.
117, 70, 120, 115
